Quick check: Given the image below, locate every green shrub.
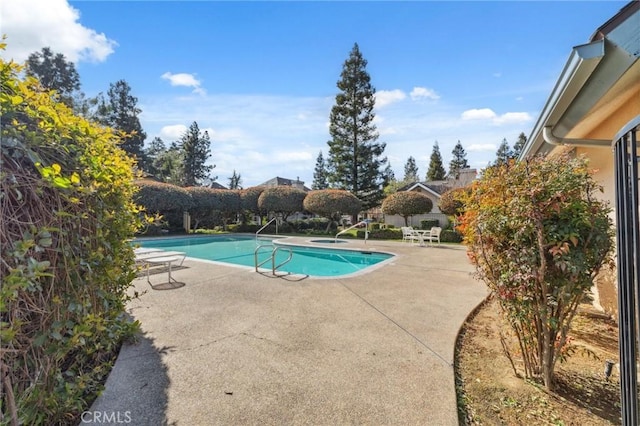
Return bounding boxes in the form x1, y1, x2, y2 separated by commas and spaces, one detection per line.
440, 229, 462, 243
136, 180, 193, 213
460, 155, 613, 390
356, 228, 403, 240
381, 191, 433, 226
258, 186, 306, 221
420, 219, 440, 230
1, 56, 141, 424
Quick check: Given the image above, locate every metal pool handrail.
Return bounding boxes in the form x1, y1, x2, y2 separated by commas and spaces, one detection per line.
256, 217, 277, 240
335, 221, 369, 243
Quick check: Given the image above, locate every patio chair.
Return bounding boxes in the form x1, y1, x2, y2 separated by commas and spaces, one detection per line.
401, 226, 415, 243
423, 227, 442, 246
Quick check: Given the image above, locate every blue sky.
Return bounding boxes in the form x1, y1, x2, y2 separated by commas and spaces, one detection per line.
1, 0, 629, 187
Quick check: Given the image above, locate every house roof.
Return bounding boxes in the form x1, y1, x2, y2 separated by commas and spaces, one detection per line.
520, 0, 640, 158
259, 176, 311, 192
399, 181, 447, 197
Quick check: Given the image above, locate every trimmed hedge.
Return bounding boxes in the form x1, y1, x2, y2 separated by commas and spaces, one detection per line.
356, 228, 403, 240
441, 229, 463, 243
420, 219, 440, 230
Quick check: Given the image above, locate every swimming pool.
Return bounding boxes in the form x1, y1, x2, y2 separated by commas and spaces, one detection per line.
135, 235, 394, 277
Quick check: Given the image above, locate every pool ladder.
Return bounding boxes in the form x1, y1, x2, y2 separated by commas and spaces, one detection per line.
254, 244, 293, 276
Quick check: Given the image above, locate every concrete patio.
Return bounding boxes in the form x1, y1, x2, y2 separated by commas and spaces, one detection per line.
86, 238, 488, 425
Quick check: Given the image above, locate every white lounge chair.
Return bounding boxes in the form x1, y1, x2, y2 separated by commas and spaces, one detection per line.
423, 227, 442, 246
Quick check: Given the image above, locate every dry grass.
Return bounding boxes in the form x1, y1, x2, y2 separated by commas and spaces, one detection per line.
456, 297, 621, 425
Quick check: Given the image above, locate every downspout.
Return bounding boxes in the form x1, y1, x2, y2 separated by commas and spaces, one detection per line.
543, 125, 611, 147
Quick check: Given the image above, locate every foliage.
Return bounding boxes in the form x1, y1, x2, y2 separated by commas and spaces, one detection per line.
403, 156, 419, 182
228, 170, 242, 189
1, 56, 141, 424
440, 229, 463, 243
185, 187, 240, 229
420, 219, 440, 230
257, 186, 307, 221
239, 186, 266, 222
135, 180, 194, 214
439, 187, 470, 216
96, 79, 147, 161
356, 228, 403, 240
381, 191, 433, 226
141, 136, 166, 177
303, 190, 362, 230
459, 154, 613, 390
448, 140, 469, 179
494, 138, 513, 167
326, 43, 387, 211
513, 132, 527, 159
179, 121, 214, 186
426, 141, 446, 181
25, 47, 80, 108
312, 151, 329, 190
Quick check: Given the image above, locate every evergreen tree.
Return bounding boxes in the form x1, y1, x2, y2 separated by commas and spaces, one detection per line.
403, 156, 419, 182
312, 151, 329, 190
142, 137, 167, 177
102, 80, 147, 160
25, 47, 80, 108
383, 162, 395, 187
327, 43, 387, 211
494, 138, 513, 166
513, 132, 527, 159
228, 170, 242, 189
179, 121, 214, 187
449, 140, 470, 179
426, 141, 446, 181
155, 147, 183, 185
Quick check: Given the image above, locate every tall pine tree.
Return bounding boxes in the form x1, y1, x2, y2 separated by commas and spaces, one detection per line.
312, 151, 329, 190
228, 170, 242, 189
494, 138, 513, 166
327, 43, 387, 210
513, 132, 527, 159
448, 140, 469, 179
100, 80, 147, 161
25, 47, 80, 108
426, 141, 446, 181
403, 156, 419, 182
179, 121, 214, 187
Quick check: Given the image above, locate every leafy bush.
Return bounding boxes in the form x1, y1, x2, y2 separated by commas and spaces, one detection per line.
303, 190, 362, 229
381, 191, 433, 226
258, 186, 307, 221
459, 155, 613, 390
356, 228, 403, 240
186, 187, 241, 229
1, 55, 141, 424
440, 229, 462, 243
136, 180, 193, 213
289, 218, 336, 232
240, 186, 266, 221
420, 219, 440, 230
438, 187, 469, 216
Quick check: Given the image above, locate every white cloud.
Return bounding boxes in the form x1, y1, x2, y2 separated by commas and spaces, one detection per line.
494, 112, 532, 124
0, 0, 117, 63
375, 89, 406, 108
159, 124, 187, 141
461, 108, 532, 126
161, 72, 206, 95
462, 108, 497, 120
410, 87, 440, 101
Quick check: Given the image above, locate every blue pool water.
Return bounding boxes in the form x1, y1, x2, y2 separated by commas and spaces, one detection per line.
136, 235, 393, 277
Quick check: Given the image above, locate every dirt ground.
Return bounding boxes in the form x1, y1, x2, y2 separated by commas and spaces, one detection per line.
456, 296, 622, 425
